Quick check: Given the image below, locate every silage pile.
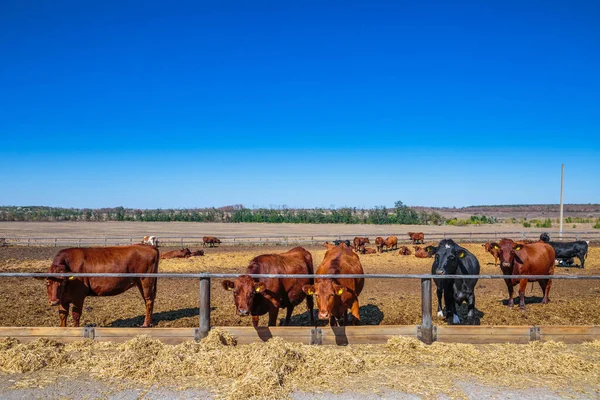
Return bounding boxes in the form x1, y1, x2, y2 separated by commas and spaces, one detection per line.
1, 332, 599, 399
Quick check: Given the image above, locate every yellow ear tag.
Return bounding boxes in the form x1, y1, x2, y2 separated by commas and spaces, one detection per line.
308, 288, 315, 295
493, 245, 499, 249
68, 276, 75, 280
459, 252, 465, 258
255, 286, 262, 293
515, 246, 521, 251
336, 288, 344, 296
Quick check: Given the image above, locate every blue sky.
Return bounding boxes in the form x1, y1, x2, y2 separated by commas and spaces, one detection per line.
1, 1, 599, 209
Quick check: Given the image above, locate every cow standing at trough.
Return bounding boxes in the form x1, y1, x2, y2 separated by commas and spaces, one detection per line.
428, 239, 480, 324
303, 243, 364, 326
408, 232, 424, 244
203, 236, 222, 248
45, 245, 159, 327
540, 233, 588, 269
490, 239, 555, 311
222, 247, 314, 327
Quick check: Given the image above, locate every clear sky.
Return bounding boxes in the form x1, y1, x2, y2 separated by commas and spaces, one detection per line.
1, 1, 599, 209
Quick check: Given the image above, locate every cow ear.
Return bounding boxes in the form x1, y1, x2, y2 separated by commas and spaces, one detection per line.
302, 284, 315, 295
334, 284, 346, 296
222, 280, 234, 291
490, 242, 499, 249
254, 282, 266, 293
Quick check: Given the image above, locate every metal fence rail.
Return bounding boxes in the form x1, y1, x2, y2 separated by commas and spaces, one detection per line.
3, 271, 600, 344
2, 230, 599, 247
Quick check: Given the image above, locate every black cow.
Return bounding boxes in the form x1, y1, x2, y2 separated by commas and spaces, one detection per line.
333, 239, 351, 247
428, 239, 480, 324
540, 233, 589, 269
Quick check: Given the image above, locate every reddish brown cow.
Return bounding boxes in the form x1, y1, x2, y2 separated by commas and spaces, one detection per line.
303, 243, 364, 326
221, 246, 314, 327
159, 248, 192, 259
490, 239, 555, 310
375, 237, 385, 253
359, 247, 377, 254
353, 237, 370, 252
383, 236, 398, 251
190, 249, 205, 257
46, 245, 159, 327
398, 246, 412, 255
414, 246, 430, 258
323, 242, 336, 250
202, 236, 222, 248
408, 232, 425, 244
482, 242, 500, 266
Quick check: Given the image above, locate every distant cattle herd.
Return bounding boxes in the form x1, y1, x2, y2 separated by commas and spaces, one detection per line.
40, 232, 590, 328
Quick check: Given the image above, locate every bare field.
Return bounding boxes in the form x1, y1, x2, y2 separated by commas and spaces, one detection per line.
0, 243, 599, 328
0, 221, 597, 238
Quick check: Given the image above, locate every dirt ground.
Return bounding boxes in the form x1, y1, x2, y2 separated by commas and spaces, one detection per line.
0, 242, 598, 328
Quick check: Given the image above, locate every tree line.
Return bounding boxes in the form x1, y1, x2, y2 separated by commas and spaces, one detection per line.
0, 202, 474, 225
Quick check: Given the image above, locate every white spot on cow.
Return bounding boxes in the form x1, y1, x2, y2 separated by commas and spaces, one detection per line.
453, 314, 460, 324
445, 244, 451, 249
437, 310, 444, 317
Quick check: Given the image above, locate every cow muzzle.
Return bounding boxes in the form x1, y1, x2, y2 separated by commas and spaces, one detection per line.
317, 311, 330, 320
435, 269, 445, 275
48, 299, 60, 306
237, 308, 249, 316
502, 262, 511, 268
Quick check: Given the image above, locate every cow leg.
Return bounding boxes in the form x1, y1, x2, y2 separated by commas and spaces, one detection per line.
467, 293, 476, 324
251, 315, 259, 327
137, 280, 156, 328
58, 301, 70, 327
71, 298, 85, 328
350, 299, 361, 325
329, 315, 337, 327
267, 306, 279, 326
518, 279, 528, 311
541, 279, 552, 304
578, 255, 585, 269
443, 285, 459, 323
436, 286, 444, 317
305, 295, 315, 325
504, 278, 514, 307
283, 306, 294, 326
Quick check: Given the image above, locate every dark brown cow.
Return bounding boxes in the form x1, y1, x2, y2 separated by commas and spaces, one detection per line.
221, 247, 314, 327
353, 237, 370, 252
303, 243, 364, 326
398, 246, 412, 255
46, 245, 159, 327
408, 232, 425, 244
490, 239, 555, 310
202, 236, 222, 248
375, 237, 385, 253
414, 246, 430, 258
482, 242, 500, 266
190, 249, 205, 257
159, 248, 192, 259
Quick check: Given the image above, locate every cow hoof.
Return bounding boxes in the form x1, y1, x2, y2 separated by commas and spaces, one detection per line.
437, 311, 444, 317
452, 314, 460, 324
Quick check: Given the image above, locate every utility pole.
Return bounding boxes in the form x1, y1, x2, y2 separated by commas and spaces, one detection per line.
559, 164, 564, 240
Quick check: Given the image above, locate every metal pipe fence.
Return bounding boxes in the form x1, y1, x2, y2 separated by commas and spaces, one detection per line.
4, 271, 600, 344
2, 230, 599, 247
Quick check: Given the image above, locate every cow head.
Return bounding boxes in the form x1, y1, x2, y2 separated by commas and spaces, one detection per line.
302, 279, 346, 320
432, 240, 466, 276
540, 233, 550, 243
221, 276, 265, 316
490, 239, 515, 272
46, 264, 72, 306
364, 238, 370, 244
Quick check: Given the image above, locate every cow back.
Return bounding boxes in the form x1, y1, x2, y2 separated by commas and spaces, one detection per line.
516, 243, 555, 275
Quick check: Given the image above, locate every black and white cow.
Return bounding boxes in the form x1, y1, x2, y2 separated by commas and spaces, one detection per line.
333, 239, 351, 247
540, 233, 589, 269
426, 239, 480, 324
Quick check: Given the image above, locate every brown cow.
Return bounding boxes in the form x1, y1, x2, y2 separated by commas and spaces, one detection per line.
190, 249, 205, 257
359, 247, 377, 254
414, 246, 430, 258
46, 245, 159, 327
353, 237, 370, 252
398, 246, 412, 255
375, 237, 385, 253
482, 242, 500, 266
303, 243, 364, 326
323, 242, 336, 250
383, 236, 398, 251
408, 232, 425, 244
221, 246, 314, 327
202, 236, 222, 248
160, 248, 192, 259
490, 239, 555, 310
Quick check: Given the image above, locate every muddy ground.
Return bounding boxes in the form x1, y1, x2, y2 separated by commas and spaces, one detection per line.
0, 243, 598, 328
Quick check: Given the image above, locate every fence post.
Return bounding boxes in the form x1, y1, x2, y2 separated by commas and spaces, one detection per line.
199, 275, 211, 339
78, 238, 81, 248
420, 278, 433, 345
28, 238, 30, 247
54, 238, 57, 248
233, 236, 236, 246
104, 238, 107, 247
180, 237, 183, 248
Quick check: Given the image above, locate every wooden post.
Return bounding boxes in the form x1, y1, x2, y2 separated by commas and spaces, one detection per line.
104, 238, 107, 247
28, 238, 30, 247
54, 238, 57, 247
180, 237, 183, 247
199, 276, 211, 338
78, 238, 81, 248
421, 278, 433, 344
